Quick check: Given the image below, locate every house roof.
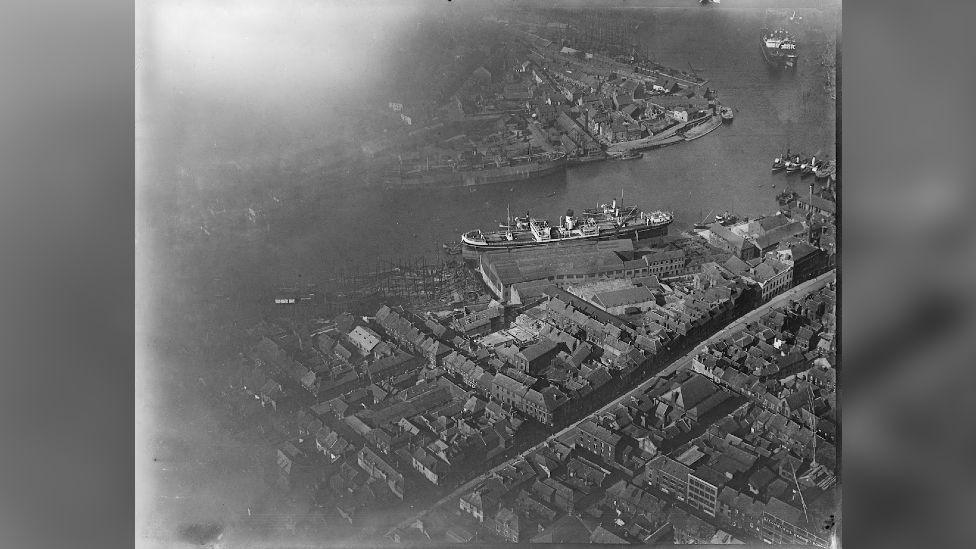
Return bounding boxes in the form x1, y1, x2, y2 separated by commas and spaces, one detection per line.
348, 325, 382, 353
790, 241, 821, 261
723, 255, 750, 276
691, 464, 727, 488
590, 524, 630, 544
648, 455, 692, 479
578, 419, 621, 448
674, 374, 718, 409
796, 194, 836, 214
519, 337, 560, 363
532, 514, 592, 544
592, 286, 656, 309
757, 213, 790, 232
492, 372, 529, 395
756, 221, 806, 250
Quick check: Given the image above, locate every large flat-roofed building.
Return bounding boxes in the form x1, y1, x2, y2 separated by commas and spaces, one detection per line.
795, 194, 836, 218
514, 337, 562, 375
687, 465, 727, 517
701, 223, 761, 261
591, 285, 657, 315
480, 239, 670, 302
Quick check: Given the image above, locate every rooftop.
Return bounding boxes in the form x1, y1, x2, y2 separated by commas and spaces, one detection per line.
592, 286, 656, 309
483, 239, 635, 286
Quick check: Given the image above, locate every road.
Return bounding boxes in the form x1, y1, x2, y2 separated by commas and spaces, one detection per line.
384, 269, 835, 538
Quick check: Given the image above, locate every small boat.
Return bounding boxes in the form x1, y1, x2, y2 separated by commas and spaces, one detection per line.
611, 150, 643, 161
715, 211, 739, 225
784, 154, 802, 173
773, 148, 793, 171
776, 190, 798, 204
814, 159, 835, 179
720, 106, 734, 123
800, 156, 817, 176
694, 208, 714, 229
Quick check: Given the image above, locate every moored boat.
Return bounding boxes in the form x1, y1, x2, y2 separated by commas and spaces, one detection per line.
761, 27, 799, 70
461, 200, 673, 250
720, 106, 734, 123
610, 150, 643, 161
694, 208, 714, 230
784, 154, 802, 173
715, 211, 740, 226
800, 156, 817, 176
772, 155, 786, 171
567, 153, 607, 166
814, 159, 835, 179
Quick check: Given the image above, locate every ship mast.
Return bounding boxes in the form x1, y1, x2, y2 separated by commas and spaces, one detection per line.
506, 203, 512, 240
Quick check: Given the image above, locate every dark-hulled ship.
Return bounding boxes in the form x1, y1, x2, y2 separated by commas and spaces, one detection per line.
461, 199, 673, 250
760, 27, 798, 70
384, 151, 566, 190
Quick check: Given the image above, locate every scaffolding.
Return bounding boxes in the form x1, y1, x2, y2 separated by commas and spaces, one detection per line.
321, 255, 486, 315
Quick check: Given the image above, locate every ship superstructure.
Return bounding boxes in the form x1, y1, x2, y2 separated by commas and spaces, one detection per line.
385, 151, 566, 190
761, 27, 798, 70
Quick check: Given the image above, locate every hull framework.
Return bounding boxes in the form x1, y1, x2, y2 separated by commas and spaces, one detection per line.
385, 155, 567, 190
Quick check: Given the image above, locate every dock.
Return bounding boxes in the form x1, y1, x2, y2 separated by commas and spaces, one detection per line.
682, 114, 724, 141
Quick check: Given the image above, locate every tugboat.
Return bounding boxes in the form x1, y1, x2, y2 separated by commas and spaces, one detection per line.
772, 152, 787, 171
784, 154, 802, 173
715, 211, 740, 226
761, 27, 799, 70
720, 106, 734, 123
800, 156, 817, 176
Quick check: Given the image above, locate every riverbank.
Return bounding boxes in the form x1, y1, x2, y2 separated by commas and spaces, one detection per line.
682, 113, 724, 141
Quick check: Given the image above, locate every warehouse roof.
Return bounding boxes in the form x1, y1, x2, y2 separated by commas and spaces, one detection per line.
592, 286, 656, 309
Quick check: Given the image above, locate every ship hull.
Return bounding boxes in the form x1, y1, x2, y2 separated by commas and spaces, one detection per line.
567, 154, 606, 167
385, 155, 566, 190
760, 40, 798, 70
462, 222, 670, 250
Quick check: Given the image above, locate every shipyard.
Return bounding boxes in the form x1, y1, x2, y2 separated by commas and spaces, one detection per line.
139, 1, 840, 547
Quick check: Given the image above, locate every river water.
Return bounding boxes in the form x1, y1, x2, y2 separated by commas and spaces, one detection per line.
241, 6, 838, 286
140, 4, 838, 544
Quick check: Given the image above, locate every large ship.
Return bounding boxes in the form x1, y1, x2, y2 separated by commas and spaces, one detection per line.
384, 151, 566, 190
461, 199, 673, 250
760, 27, 798, 70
